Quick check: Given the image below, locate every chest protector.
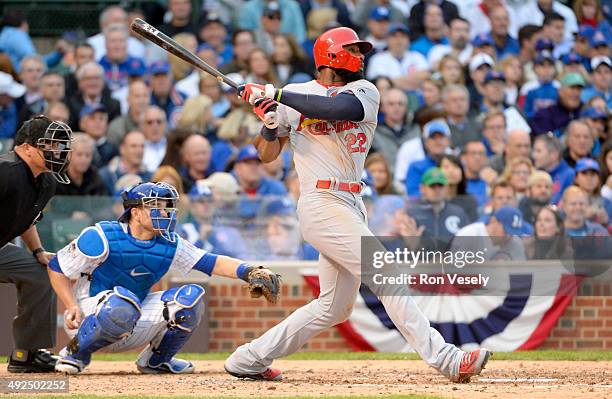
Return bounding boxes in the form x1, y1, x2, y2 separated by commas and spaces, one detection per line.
89, 221, 178, 302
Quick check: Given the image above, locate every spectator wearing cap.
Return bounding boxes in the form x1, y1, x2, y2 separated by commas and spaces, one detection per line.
79, 104, 117, 168
573, 25, 595, 65
573, 157, 612, 225
461, 0, 519, 40
487, 5, 519, 59
490, 128, 530, 174
466, 53, 495, 112
232, 144, 287, 219
409, 0, 460, 41
532, 133, 575, 204
366, 23, 430, 91
67, 62, 121, 131
238, 0, 306, 45
159, 0, 197, 37
148, 61, 187, 129
564, 120, 595, 168
581, 56, 612, 108
442, 84, 481, 149
110, 55, 147, 115
364, 6, 392, 54
518, 1, 578, 45
86, 5, 145, 62
107, 81, 150, 146
581, 107, 609, 155
589, 29, 611, 57
561, 185, 609, 236
197, 13, 232, 66
0, 72, 26, 138
18, 72, 65, 127
518, 170, 553, 224
560, 52, 589, 78
98, 24, 146, 93
372, 88, 415, 174
411, 4, 449, 58
179, 134, 212, 192
219, 30, 256, 76
300, 0, 353, 33
403, 167, 469, 241
405, 119, 451, 197
254, 2, 283, 55
177, 176, 247, 258
461, 141, 490, 208
54, 133, 108, 196
479, 70, 508, 115
139, 106, 168, 173
99, 130, 150, 194
352, 0, 405, 32
428, 17, 473, 68
471, 33, 496, 60
530, 72, 586, 136
521, 50, 559, 119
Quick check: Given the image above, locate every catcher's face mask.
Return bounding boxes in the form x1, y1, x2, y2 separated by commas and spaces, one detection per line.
36, 120, 73, 184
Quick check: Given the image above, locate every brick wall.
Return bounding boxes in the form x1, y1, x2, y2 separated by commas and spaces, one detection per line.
205, 275, 611, 352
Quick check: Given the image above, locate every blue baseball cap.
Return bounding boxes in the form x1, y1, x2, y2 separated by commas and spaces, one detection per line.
236, 144, 260, 163
79, 103, 107, 119
534, 50, 555, 64
264, 197, 295, 217
575, 25, 595, 40
493, 207, 532, 236
370, 6, 391, 21
188, 183, 213, 201
472, 33, 494, 47
388, 22, 410, 36
535, 38, 554, 52
484, 70, 506, 84
575, 157, 601, 173
580, 106, 608, 120
127, 58, 146, 77
561, 52, 583, 65
590, 30, 608, 47
148, 61, 170, 75
422, 119, 451, 139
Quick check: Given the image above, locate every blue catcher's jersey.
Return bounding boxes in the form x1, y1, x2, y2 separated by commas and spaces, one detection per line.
88, 221, 177, 301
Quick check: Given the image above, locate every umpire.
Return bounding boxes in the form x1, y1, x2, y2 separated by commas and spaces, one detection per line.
0, 116, 72, 372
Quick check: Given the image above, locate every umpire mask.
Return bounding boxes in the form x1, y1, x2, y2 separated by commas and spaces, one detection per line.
36, 120, 73, 184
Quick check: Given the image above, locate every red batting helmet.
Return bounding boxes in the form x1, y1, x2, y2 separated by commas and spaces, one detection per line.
313, 27, 373, 73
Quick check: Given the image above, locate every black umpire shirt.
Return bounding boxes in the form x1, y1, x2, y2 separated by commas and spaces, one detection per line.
0, 152, 56, 248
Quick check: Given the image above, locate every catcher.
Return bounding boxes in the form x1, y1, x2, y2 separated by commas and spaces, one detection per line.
47, 182, 280, 374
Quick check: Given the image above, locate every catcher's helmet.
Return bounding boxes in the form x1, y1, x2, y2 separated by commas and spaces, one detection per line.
119, 182, 179, 242
14, 115, 73, 184
313, 27, 373, 73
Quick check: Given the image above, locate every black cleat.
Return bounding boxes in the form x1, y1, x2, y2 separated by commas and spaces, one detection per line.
7, 349, 58, 373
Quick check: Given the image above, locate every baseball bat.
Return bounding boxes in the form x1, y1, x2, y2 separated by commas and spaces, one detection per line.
130, 18, 239, 90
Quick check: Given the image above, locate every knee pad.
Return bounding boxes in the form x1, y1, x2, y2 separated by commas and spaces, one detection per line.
68, 287, 141, 363
161, 284, 205, 332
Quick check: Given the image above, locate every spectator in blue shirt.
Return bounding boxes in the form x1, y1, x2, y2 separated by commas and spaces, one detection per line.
561, 186, 609, 236
0, 72, 25, 138
531, 72, 586, 136
581, 56, 612, 108
197, 14, 233, 67
573, 157, 612, 226
488, 5, 520, 59
238, 0, 306, 45
79, 104, 117, 168
532, 133, 575, 204
98, 24, 146, 93
149, 61, 187, 129
523, 51, 559, 119
405, 119, 451, 197
411, 4, 449, 57
461, 141, 490, 208
233, 145, 287, 219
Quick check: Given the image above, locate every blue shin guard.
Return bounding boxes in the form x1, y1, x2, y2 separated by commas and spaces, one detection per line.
137, 284, 205, 374
56, 287, 141, 373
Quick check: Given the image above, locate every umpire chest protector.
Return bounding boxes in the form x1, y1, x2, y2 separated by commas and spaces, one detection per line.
89, 221, 177, 301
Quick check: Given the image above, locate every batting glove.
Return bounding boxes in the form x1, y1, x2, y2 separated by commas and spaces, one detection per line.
239, 83, 276, 105
253, 98, 279, 129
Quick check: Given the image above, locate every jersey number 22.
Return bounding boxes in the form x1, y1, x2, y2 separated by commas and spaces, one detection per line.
345, 132, 367, 153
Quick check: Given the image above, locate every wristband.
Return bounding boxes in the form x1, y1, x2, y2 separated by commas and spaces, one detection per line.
275, 88, 282, 102
237, 262, 255, 282
32, 247, 45, 257
261, 127, 278, 142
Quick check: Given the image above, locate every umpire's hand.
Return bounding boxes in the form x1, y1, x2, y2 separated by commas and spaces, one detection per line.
35, 251, 56, 267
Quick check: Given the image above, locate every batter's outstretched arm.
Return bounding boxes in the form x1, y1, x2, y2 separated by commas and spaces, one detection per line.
277, 91, 365, 121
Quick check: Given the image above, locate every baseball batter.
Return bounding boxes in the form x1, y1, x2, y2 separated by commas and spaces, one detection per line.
46, 182, 280, 374
224, 27, 491, 383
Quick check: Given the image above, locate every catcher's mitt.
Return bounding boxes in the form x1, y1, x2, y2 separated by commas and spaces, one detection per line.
247, 266, 281, 303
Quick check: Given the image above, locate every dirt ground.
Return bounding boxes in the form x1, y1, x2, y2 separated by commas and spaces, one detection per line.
2, 360, 611, 398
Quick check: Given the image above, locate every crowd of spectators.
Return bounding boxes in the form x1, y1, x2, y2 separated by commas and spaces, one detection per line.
1, 0, 611, 261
